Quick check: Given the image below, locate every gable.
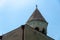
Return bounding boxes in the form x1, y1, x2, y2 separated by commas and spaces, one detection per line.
2, 27, 23, 40
1, 24, 54, 40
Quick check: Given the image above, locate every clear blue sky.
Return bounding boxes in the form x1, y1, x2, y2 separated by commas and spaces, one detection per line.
0, 0, 60, 40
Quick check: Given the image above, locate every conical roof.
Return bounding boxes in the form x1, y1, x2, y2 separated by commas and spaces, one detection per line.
27, 8, 47, 23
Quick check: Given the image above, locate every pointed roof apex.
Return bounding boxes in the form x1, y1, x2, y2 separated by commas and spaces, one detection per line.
27, 7, 48, 23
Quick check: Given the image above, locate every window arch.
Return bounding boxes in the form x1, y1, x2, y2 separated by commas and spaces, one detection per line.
42, 28, 46, 35
35, 27, 39, 31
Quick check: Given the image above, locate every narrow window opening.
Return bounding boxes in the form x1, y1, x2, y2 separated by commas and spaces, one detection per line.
35, 27, 39, 31
42, 28, 46, 35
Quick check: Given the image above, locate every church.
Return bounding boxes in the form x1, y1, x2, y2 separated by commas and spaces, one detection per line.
0, 6, 54, 40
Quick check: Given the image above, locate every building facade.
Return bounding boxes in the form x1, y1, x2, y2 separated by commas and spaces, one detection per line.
0, 7, 54, 40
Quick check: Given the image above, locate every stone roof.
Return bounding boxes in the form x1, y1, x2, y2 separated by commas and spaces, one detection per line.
27, 8, 47, 23
1, 24, 54, 40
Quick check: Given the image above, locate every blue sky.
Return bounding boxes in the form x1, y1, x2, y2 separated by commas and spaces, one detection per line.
0, 0, 60, 40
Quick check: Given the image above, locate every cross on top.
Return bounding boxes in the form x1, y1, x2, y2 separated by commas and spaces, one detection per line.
36, 5, 37, 8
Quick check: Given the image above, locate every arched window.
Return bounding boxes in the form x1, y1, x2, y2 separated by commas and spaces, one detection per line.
35, 27, 39, 31
42, 28, 46, 35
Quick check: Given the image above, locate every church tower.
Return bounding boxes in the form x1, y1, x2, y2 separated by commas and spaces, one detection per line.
26, 5, 48, 35
0, 5, 54, 40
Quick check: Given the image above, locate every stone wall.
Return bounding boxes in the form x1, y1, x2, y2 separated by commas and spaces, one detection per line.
24, 25, 54, 40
